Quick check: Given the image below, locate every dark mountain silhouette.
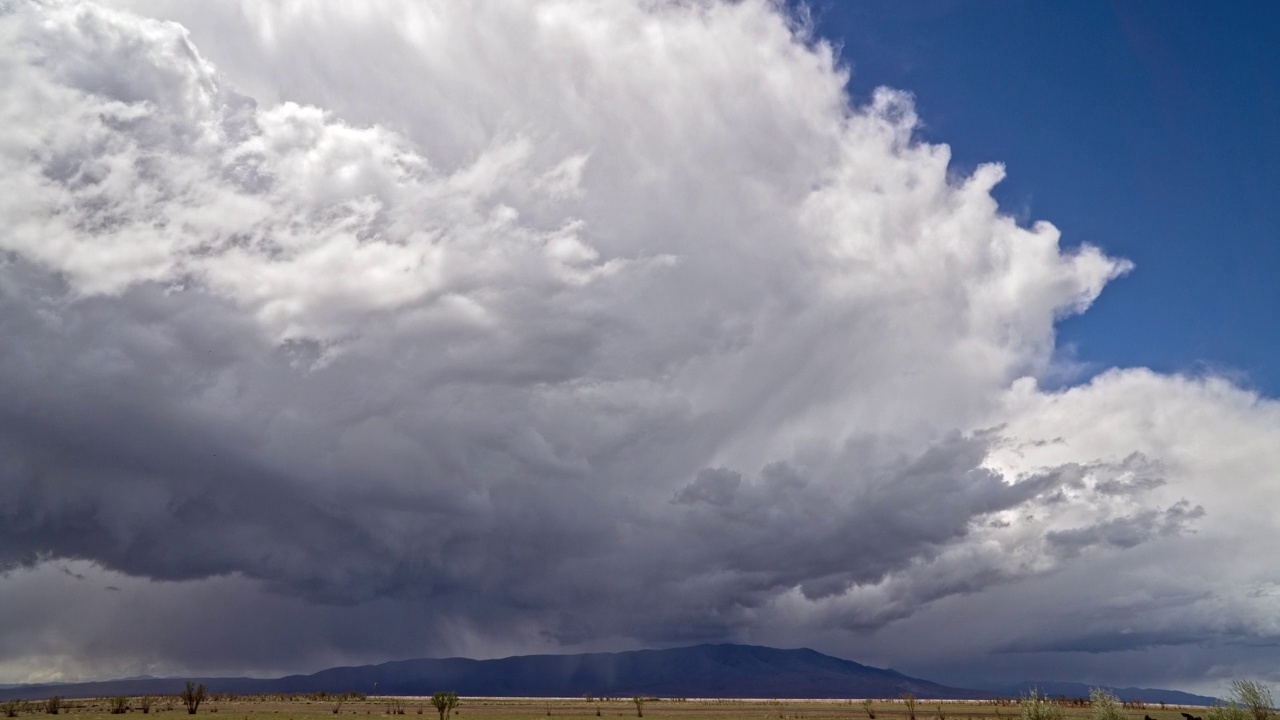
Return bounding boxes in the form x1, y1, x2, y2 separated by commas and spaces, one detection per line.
0, 644, 991, 700
976, 681, 1218, 707
0, 645, 1216, 704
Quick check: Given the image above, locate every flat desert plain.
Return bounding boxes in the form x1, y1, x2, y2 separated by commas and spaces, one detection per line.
11, 696, 1209, 720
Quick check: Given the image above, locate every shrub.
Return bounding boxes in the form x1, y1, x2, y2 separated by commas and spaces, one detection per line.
2, 699, 19, 718
43, 698, 62, 716
182, 683, 207, 715
1208, 705, 1249, 720
138, 697, 154, 715
901, 694, 917, 720
110, 697, 129, 715
863, 700, 876, 720
430, 693, 458, 720
632, 696, 644, 719
1090, 688, 1124, 720
1233, 681, 1275, 720
1019, 689, 1064, 720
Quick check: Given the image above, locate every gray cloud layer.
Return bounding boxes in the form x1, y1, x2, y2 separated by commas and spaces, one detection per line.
0, 0, 1277, 695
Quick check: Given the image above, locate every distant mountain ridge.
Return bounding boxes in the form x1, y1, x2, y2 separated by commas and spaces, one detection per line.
977, 681, 1218, 707
0, 644, 1213, 705
0, 644, 983, 700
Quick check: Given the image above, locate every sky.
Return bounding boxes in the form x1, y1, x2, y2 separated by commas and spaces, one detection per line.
817, 1, 1280, 395
0, 0, 1278, 698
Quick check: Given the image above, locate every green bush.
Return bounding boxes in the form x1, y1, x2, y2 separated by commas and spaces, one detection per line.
1208, 704, 1249, 720
1020, 689, 1065, 720
109, 696, 130, 715
43, 698, 61, 716
1090, 688, 1124, 720
2, 699, 19, 718
1233, 681, 1275, 720
430, 693, 458, 720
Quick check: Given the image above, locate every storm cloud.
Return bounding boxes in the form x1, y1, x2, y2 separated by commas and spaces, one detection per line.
0, 0, 1278, 694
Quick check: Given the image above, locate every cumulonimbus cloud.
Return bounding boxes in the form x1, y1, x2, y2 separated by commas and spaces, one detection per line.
0, 0, 1277, 690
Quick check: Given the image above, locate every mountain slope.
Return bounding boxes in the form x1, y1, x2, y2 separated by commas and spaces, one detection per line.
979, 681, 1218, 707
0, 644, 988, 700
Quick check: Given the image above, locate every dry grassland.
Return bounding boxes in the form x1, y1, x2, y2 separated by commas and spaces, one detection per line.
12, 696, 1209, 720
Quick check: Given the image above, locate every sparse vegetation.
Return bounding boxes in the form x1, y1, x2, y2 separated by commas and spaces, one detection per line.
43, 698, 62, 716
109, 697, 129, 715
1209, 704, 1250, 720
430, 693, 458, 720
139, 696, 155, 715
1210, 680, 1274, 720
1019, 688, 1064, 720
1233, 680, 1275, 720
901, 694, 917, 720
182, 682, 208, 715
2, 700, 19, 718
1089, 688, 1123, 720
0, 689, 1244, 720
